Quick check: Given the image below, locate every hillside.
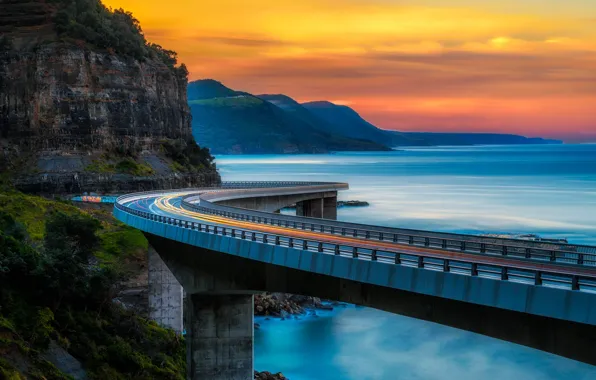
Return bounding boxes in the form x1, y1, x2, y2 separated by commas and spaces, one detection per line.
189, 79, 561, 153
257, 94, 336, 133
301, 101, 426, 147
0, 188, 185, 379
257, 94, 403, 148
396, 132, 562, 146
188, 78, 239, 100
300, 101, 562, 147
189, 80, 391, 154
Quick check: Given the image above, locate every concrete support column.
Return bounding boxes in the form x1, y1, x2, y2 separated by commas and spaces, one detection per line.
323, 196, 337, 220
295, 198, 324, 218
186, 294, 254, 380
295, 201, 305, 217
148, 245, 184, 333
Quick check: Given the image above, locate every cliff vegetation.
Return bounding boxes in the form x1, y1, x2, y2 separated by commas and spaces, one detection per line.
0, 187, 185, 379
50, 0, 186, 75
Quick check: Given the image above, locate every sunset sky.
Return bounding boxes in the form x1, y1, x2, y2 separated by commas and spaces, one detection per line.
103, 0, 596, 142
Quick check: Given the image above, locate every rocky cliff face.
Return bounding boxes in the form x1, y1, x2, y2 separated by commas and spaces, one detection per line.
0, 0, 220, 193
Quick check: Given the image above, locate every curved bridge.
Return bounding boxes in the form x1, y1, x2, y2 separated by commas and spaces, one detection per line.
113, 182, 596, 379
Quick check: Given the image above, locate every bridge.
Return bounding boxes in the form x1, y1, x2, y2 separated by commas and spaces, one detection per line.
113, 182, 596, 379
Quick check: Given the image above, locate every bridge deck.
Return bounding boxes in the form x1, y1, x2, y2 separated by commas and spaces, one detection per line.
113, 182, 596, 368
115, 182, 596, 294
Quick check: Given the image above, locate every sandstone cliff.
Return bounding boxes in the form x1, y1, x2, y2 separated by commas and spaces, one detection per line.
0, 0, 220, 193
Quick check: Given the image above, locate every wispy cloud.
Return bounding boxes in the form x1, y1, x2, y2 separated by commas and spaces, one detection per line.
103, 0, 596, 141
199, 36, 289, 48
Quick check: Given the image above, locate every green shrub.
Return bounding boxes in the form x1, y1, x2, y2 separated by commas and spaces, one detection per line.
114, 159, 154, 176
49, 0, 182, 70
0, 358, 24, 380
161, 139, 216, 173
0, 192, 184, 378
86, 159, 154, 176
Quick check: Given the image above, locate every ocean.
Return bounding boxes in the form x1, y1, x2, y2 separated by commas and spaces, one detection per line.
216, 144, 596, 379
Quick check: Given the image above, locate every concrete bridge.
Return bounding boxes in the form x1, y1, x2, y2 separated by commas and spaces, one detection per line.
113, 182, 596, 379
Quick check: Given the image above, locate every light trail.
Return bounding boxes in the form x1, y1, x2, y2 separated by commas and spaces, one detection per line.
148, 194, 596, 279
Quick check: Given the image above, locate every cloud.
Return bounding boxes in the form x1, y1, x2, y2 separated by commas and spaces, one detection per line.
212, 48, 596, 98
102, 0, 596, 140
199, 36, 288, 47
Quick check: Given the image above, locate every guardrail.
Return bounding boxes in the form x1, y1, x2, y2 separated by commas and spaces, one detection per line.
181, 187, 596, 268
115, 201, 596, 293
115, 182, 596, 268
220, 181, 334, 188
200, 183, 349, 203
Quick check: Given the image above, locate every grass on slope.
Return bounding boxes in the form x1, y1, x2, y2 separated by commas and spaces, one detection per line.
0, 190, 184, 379
0, 190, 80, 241
190, 94, 391, 154
85, 158, 155, 176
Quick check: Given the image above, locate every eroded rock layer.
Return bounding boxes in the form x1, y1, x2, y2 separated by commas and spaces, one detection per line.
0, 0, 220, 193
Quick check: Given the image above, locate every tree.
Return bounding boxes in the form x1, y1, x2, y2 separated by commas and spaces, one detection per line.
51, 0, 182, 67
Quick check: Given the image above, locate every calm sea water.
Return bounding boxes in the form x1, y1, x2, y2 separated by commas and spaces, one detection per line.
216, 144, 596, 380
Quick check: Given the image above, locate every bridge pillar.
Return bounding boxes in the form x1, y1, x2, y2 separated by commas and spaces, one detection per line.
148, 245, 184, 333
323, 196, 337, 220
296, 199, 320, 218
296, 198, 323, 218
186, 294, 254, 380
296, 197, 337, 220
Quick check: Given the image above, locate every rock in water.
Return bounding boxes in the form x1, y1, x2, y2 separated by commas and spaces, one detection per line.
254, 292, 333, 317
255, 370, 288, 380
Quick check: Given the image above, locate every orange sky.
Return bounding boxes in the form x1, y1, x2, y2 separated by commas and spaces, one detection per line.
103, 0, 596, 141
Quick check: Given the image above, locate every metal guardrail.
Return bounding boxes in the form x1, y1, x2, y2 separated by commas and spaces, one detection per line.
115, 182, 596, 268
184, 183, 596, 254
220, 181, 333, 188
182, 196, 596, 268
114, 201, 596, 293
199, 183, 349, 203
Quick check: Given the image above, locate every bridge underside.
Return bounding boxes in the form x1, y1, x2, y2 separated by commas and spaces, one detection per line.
147, 190, 340, 378
147, 234, 596, 379
131, 186, 596, 379
217, 191, 338, 218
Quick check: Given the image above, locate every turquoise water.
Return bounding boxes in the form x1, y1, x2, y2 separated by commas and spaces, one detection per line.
216, 145, 596, 379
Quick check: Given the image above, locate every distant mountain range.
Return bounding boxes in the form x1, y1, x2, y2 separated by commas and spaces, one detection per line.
189, 80, 390, 154
189, 79, 561, 154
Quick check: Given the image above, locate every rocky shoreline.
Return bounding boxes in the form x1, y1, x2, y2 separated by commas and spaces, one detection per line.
254, 293, 334, 318
253, 293, 343, 380
255, 371, 288, 380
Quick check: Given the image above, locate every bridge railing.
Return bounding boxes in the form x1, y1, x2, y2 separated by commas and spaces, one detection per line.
220, 181, 335, 188
183, 198, 596, 268
114, 183, 596, 268
114, 182, 342, 204
114, 201, 596, 293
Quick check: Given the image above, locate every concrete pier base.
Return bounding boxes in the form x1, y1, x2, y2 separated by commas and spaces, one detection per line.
296, 198, 323, 218
186, 294, 254, 380
323, 196, 337, 220
296, 197, 337, 220
148, 245, 184, 333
